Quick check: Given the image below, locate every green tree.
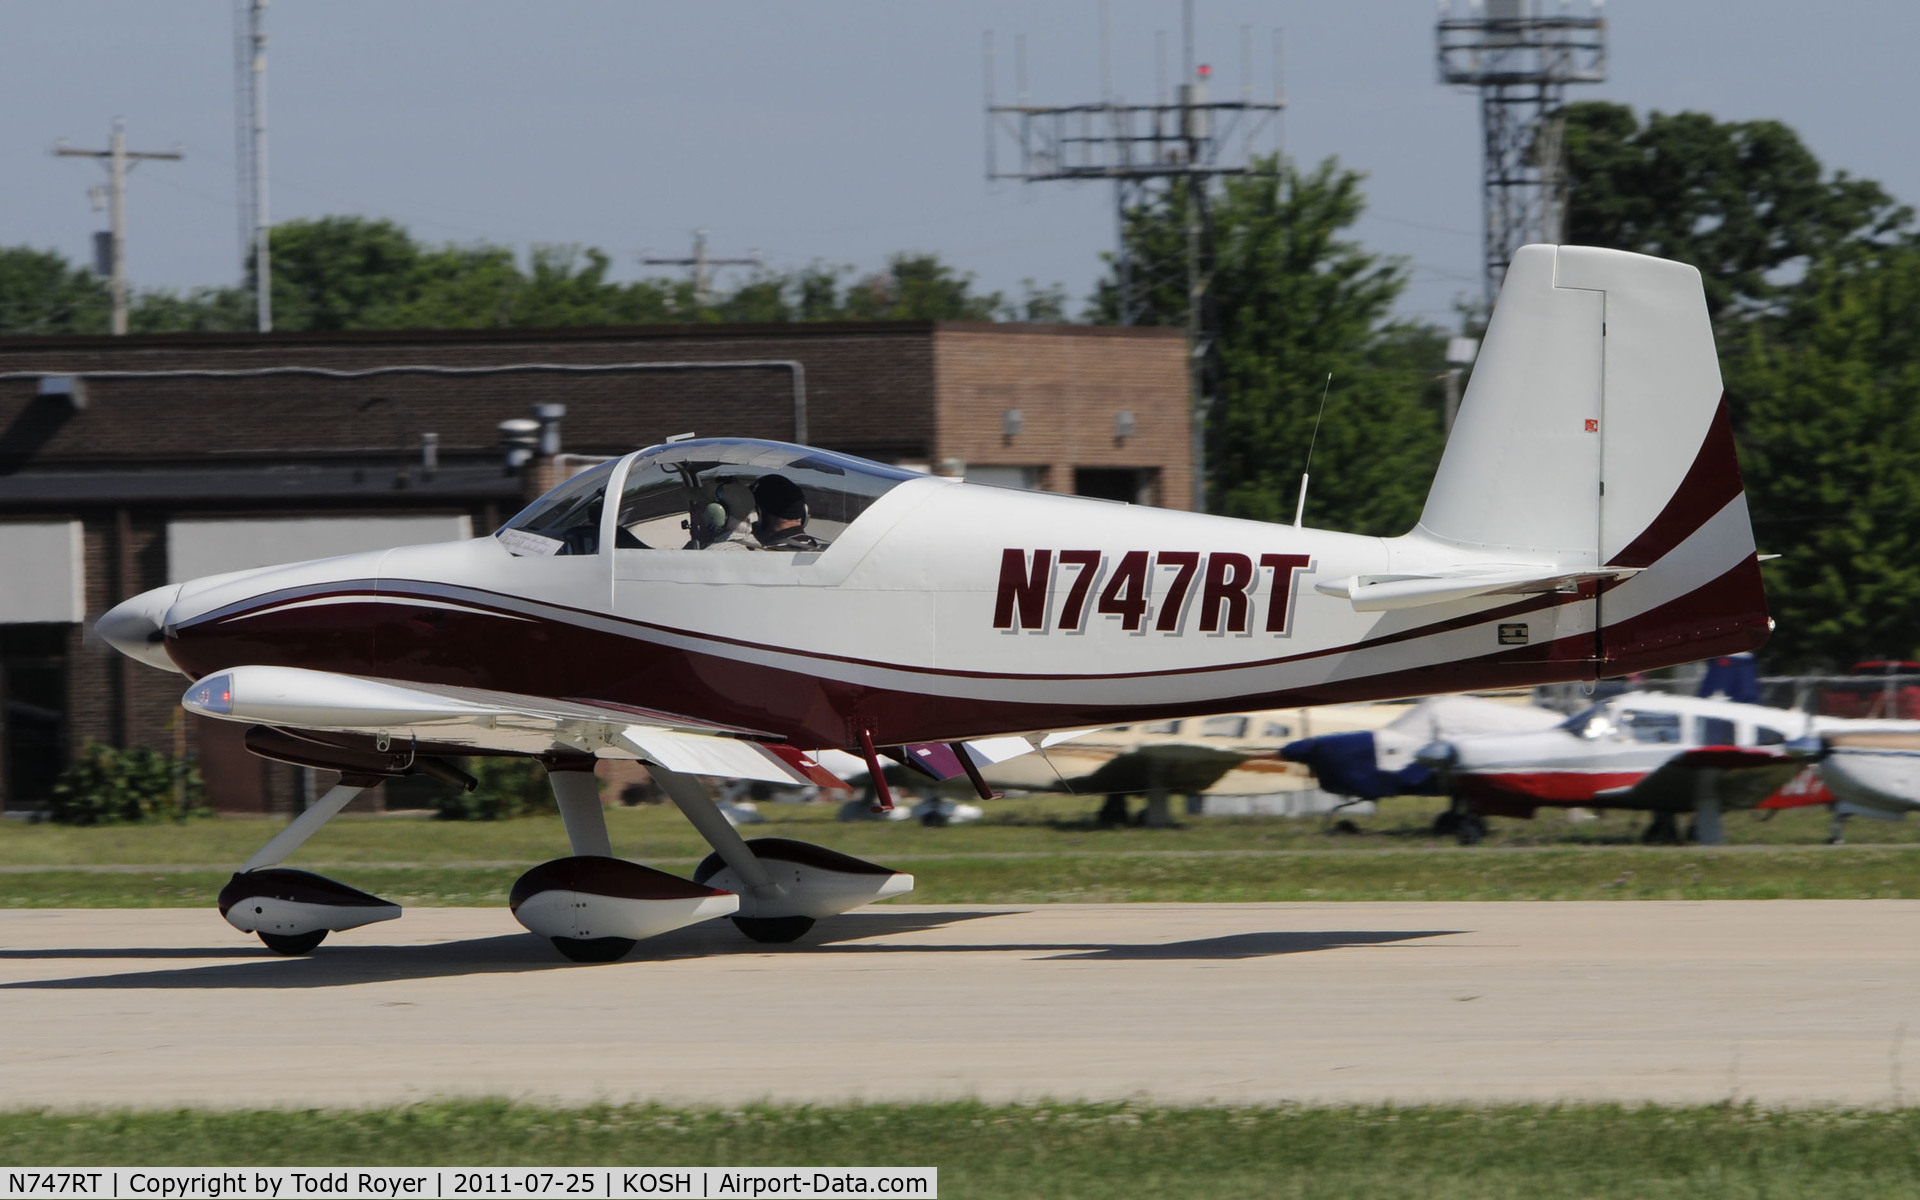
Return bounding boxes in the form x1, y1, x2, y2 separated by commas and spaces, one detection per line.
1564, 101, 1912, 321
48, 742, 206, 825
1727, 244, 1920, 668
268, 216, 426, 330
0, 246, 109, 335
1093, 158, 1446, 533
129, 285, 251, 333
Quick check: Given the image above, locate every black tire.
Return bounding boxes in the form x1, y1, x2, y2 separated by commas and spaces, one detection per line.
1456, 814, 1487, 846
732, 915, 815, 944
1431, 809, 1462, 837
1641, 812, 1681, 845
258, 929, 327, 956
550, 936, 636, 963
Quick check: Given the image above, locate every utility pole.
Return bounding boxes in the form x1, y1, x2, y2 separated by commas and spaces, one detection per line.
56, 119, 183, 336
641, 230, 763, 308
235, 0, 272, 331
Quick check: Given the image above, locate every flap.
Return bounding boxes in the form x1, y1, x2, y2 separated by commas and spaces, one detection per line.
1316, 566, 1642, 613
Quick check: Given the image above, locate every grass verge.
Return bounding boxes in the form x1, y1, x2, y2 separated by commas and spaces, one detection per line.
5, 1101, 1920, 1199
5, 794, 1918, 872
4, 845, 1920, 907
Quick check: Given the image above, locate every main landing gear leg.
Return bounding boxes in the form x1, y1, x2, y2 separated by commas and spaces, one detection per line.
509, 761, 739, 963
550, 763, 613, 858
542, 761, 636, 963
221, 775, 401, 955
1689, 769, 1727, 846
650, 763, 810, 944
1642, 811, 1682, 845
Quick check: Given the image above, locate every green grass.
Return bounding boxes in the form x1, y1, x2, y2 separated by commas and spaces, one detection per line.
5, 1101, 1920, 1198
5, 791, 1919, 869
5, 795, 1919, 906
4, 845, 1920, 906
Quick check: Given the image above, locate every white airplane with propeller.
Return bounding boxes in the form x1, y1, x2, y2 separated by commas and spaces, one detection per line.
95, 244, 1771, 961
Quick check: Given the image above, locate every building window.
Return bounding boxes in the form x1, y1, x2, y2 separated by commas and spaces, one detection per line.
964, 465, 1048, 492
1, 624, 70, 812
1074, 467, 1159, 506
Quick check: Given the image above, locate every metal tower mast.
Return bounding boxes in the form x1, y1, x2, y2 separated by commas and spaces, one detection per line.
1437, 0, 1606, 306
984, 2, 1283, 512
235, 0, 271, 331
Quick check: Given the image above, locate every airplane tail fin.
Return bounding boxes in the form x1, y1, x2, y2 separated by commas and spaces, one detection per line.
1413, 244, 1770, 673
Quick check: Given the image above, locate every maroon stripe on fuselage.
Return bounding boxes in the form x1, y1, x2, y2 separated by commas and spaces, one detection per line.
168, 593, 1602, 747
1601, 553, 1769, 674
1607, 394, 1745, 569
162, 562, 1763, 749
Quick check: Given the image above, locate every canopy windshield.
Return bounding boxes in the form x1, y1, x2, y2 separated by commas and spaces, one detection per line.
496, 439, 924, 557
613, 438, 923, 552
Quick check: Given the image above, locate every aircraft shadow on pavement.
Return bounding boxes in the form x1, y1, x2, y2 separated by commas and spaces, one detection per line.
807, 929, 1466, 960
0, 918, 1461, 989
0, 910, 1013, 991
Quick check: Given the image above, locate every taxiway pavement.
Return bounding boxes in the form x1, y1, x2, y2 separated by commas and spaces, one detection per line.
3, 902, 1916, 1108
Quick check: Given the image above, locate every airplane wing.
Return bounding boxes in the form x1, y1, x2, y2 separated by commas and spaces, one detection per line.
1060, 742, 1248, 796
1591, 747, 1806, 812
182, 664, 846, 788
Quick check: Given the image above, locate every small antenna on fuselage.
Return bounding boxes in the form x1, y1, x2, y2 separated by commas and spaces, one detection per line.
1293, 372, 1332, 528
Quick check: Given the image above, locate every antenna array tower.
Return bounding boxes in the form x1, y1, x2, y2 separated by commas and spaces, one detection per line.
235, 0, 270, 331
983, 1, 1284, 513
1437, 0, 1606, 306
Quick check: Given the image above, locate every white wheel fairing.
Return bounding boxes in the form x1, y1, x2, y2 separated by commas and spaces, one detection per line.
695, 838, 914, 920
217, 868, 401, 937
507, 856, 740, 942
510, 890, 739, 942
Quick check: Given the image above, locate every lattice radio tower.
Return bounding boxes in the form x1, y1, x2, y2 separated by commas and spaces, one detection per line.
984, 1, 1284, 513
1438, 0, 1606, 307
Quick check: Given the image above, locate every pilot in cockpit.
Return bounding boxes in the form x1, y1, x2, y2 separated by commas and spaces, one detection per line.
691, 480, 760, 551
750, 474, 826, 551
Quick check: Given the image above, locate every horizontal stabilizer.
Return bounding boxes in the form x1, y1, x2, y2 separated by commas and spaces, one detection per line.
1315, 566, 1642, 612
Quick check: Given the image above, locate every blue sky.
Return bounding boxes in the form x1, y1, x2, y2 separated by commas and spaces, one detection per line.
3, 1, 1915, 327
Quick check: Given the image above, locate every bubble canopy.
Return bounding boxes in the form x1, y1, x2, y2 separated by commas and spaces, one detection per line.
497, 438, 927, 556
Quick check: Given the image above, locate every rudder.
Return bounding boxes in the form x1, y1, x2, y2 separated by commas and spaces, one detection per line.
1416, 243, 1768, 671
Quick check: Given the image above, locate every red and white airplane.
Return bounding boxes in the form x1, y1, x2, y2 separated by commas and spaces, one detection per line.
96, 245, 1770, 960
1415, 691, 1821, 844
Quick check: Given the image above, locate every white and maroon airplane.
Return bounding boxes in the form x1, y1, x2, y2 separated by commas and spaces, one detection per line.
96, 244, 1770, 960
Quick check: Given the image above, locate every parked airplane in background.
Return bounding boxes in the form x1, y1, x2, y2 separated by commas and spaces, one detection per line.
1279, 694, 1565, 814
1412, 691, 1822, 843
844, 701, 1433, 826
94, 245, 1769, 960
1804, 732, 1920, 834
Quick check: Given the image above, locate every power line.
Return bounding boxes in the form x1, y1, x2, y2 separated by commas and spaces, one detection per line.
640, 230, 763, 307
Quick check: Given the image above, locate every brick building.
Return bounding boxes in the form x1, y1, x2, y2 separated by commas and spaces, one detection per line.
0, 320, 1188, 812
